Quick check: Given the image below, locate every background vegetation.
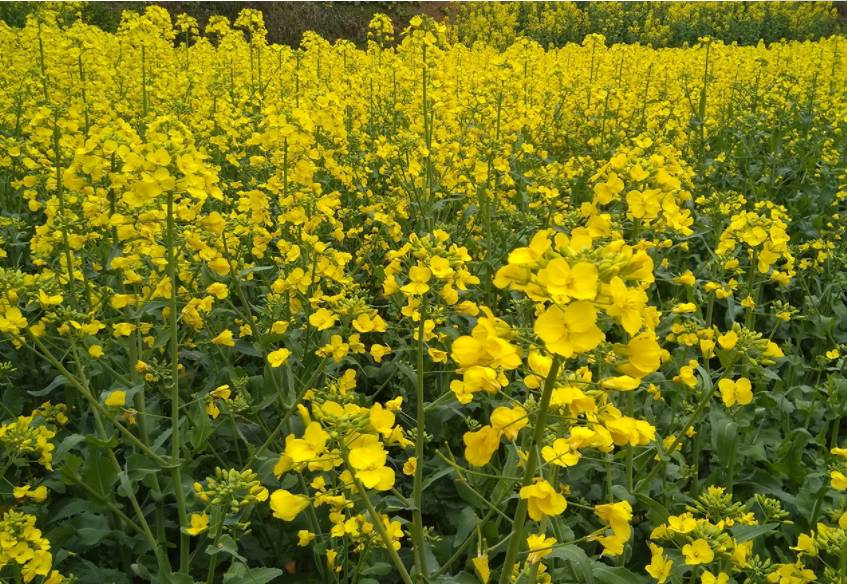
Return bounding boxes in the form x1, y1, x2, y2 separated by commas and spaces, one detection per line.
451, 1, 845, 49
0, 2, 844, 49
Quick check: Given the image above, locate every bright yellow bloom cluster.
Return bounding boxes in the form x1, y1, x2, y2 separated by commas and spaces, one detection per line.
0, 416, 55, 470
0, 511, 63, 583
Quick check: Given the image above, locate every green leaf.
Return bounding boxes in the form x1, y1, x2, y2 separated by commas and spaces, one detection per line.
397, 363, 418, 387
696, 365, 713, 394
152, 427, 174, 453
136, 300, 169, 317
730, 523, 779, 544
73, 513, 112, 545
1, 386, 26, 416
85, 432, 119, 449
207, 535, 246, 562
635, 493, 670, 527
592, 565, 645, 584
152, 328, 172, 350
49, 499, 98, 524
769, 428, 813, 484
450, 507, 478, 549
548, 545, 595, 584
236, 265, 274, 279
362, 562, 393, 576
157, 550, 198, 584
59, 453, 83, 486
223, 564, 282, 584
190, 400, 212, 449
29, 374, 68, 397
44, 525, 76, 550
462, 205, 479, 220
75, 559, 131, 584
715, 418, 739, 466
432, 573, 478, 584
81, 447, 119, 503
160, 572, 196, 584
381, 495, 414, 512
53, 433, 85, 465
126, 453, 159, 481
611, 485, 635, 506
234, 341, 262, 357
420, 465, 455, 492
455, 480, 482, 509
491, 444, 521, 503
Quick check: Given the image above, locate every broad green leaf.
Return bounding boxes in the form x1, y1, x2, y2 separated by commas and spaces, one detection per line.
207, 535, 246, 562
81, 447, 119, 503
548, 544, 595, 584
29, 374, 68, 397
73, 513, 112, 545
715, 418, 739, 466
592, 565, 645, 584
635, 493, 670, 527
223, 565, 282, 584
190, 400, 212, 449
53, 433, 85, 465
126, 453, 159, 481
362, 562, 393, 576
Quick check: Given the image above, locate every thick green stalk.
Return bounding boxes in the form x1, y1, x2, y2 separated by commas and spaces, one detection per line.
496, 355, 563, 584
166, 189, 191, 573
412, 296, 429, 579
341, 446, 414, 584
206, 506, 225, 584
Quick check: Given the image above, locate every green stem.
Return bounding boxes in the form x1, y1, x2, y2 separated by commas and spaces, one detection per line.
412, 296, 429, 580
166, 188, 191, 573
341, 446, 414, 584
496, 355, 563, 584
206, 506, 226, 584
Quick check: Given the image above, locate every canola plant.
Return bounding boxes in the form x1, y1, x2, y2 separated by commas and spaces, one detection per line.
450, 1, 840, 49
1, 5, 847, 584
